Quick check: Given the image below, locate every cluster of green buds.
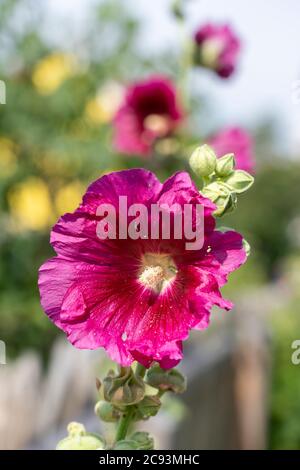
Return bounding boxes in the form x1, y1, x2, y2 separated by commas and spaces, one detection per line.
56, 363, 186, 451
189, 144, 254, 216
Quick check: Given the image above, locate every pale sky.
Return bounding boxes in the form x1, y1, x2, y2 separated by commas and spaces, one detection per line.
45, 0, 300, 156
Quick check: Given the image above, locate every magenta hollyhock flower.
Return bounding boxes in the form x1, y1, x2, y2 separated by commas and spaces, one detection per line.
209, 127, 255, 174
38, 169, 246, 368
113, 76, 183, 157
194, 23, 240, 78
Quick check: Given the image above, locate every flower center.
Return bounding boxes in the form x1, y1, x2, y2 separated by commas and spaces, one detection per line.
143, 114, 170, 137
201, 39, 224, 68
138, 253, 178, 293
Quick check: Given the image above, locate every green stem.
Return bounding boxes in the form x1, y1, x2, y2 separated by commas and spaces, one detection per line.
115, 407, 134, 442
201, 175, 211, 188
175, 4, 193, 111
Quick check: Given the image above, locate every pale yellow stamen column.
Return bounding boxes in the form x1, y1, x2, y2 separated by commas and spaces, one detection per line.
138, 253, 178, 294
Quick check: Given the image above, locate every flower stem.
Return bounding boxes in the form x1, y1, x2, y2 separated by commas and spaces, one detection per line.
175, 3, 192, 111
115, 406, 135, 442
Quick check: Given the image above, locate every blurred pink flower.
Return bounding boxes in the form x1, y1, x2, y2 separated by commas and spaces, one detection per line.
194, 23, 240, 78
209, 127, 255, 174
38, 169, 246, 368
113, 76, 183, 157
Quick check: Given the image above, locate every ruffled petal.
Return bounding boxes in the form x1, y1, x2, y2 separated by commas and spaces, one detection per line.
198, 230, 247, 286
81, 168, 162, 214
131, 341, 183, 370
113, 109, 151, 156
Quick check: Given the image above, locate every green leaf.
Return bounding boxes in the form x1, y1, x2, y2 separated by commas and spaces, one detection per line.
223, 170, 254, 194
114, 439, 139, 450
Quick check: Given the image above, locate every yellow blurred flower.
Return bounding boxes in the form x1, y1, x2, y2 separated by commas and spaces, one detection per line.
55, 181, 84, 215
32, 53, 76, 95
0, 137, 18, 178
8, 177, 54, 231
85, 82, 124, 125
35, 150, 77, 176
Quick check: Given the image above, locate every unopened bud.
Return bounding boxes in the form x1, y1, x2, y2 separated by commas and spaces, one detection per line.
215, 153, 235, 177
114, 439, 139, 450
95, 401, 120, 423
130, 431, 154, 450
189, 144, 217, 177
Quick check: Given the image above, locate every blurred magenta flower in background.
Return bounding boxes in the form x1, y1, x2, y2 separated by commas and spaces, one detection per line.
209, 127, 255, 173
194, 23, 240, 78
113, 76, 183, 156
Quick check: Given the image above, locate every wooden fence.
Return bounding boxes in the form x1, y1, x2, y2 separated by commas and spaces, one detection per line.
0, 282, 290, 449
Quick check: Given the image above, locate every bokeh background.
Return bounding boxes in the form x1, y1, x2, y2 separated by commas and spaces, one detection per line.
1, 0, 300, 450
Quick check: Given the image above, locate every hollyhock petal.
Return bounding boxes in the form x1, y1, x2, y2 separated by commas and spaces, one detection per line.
198, 230, 247, 286
159, 351, 182, 369
38, 169, 247, 368
49, 169, 162, 261
113, 76, 183, 156
81, 168, 162, 213
194, 23, 240, 79
127, 76, 182, 122
39, 257, 91, 326
114, 109, 150, 156
39, 252, 192, 365
158, 171, 213, 210
157, 171, 216, 236
131, 341, 183, 370
50, 212, 108, 263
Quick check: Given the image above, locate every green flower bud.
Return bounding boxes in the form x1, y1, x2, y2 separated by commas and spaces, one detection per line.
189, 144, 217, 177
95, 401, 120, 423
56, 422, 105, 450
215, 153, 235, 177
130, 431, 155, 450
202, 181, 237, 217
135, 395, 161, 420
146, 365, 187, 394
223, 169, 254, 194
224, 191, 237, 215
113, 439, 139, 450
103, 367, 145, 406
